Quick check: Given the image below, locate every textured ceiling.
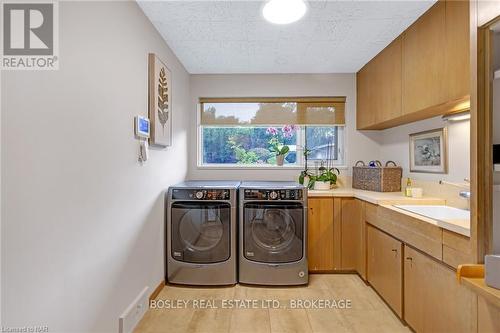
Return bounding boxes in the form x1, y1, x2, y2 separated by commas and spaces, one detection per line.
138, 0, 436, 74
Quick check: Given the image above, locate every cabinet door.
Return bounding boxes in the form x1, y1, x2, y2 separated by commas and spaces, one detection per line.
445, 0, 470, 101
341, 198, 363, 271
307, 198, 334, 272
478, 296, 500, 333
404, 245, 476, 333
402, 1, 447, 115
374, 37, 402, 123
367, 225, 403, 317
403, 246, 426, 332
356, 62, 376, 129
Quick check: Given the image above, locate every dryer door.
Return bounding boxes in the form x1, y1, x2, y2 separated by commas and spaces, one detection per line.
243, 202, 304, 263
171, 202, 231, 263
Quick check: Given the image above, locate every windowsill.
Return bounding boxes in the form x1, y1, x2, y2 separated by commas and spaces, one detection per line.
196, 164, 348, 171
197, 164, 303, 170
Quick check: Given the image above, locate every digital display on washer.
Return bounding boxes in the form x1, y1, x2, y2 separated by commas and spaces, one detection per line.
172, 189, 230, 200
244, 189, 303, 200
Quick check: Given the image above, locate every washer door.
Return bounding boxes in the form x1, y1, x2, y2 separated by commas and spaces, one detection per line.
171, 202, 231, 263
243, 202, 304, 263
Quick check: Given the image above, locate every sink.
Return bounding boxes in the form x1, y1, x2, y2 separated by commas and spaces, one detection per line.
393, 205, 470, 222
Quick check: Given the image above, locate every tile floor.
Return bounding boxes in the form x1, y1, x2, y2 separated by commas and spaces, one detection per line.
135, 274, 410, 333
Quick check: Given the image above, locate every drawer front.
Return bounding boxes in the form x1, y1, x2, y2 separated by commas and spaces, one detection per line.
442, 229, 471, 269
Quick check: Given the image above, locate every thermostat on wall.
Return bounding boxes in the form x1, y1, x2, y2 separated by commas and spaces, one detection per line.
135, 116, 150, 139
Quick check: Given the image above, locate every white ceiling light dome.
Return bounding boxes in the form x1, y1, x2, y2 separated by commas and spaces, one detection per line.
262, 0, 308, 25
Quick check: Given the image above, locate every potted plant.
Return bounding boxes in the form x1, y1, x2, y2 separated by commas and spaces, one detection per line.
310, 167, 340, 190
267, 125, 297, 166
300, 136, 340, 190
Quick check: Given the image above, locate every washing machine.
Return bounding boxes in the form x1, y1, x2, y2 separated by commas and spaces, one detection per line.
239, 181, 308, 286
166, 181, 240, 285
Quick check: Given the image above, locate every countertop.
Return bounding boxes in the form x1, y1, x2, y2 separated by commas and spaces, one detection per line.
458, 264, 500, 309
308, 187, 470, 237
307, 188, 445, 205
462, 277, 500, 309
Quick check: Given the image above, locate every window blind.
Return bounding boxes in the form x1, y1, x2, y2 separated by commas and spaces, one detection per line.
199, 97, 346, 126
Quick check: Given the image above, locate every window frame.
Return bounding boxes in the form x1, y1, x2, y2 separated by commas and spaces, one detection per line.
196, 101, 348, 170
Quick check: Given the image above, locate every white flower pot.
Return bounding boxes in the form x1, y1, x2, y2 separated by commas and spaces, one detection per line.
303, 175, 310, 188
313, 181, 331, 190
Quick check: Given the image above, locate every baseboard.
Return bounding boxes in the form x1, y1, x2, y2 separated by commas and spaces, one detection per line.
149, 280, 165, 301
309, 269, 358, 274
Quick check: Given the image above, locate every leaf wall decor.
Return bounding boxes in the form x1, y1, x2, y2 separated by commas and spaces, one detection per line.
157, 67, 169, 134
148, 53, 172, 147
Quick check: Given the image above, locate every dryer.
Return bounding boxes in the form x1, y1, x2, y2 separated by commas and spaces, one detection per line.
239, 181, 308, 286
166, 181, 240, 285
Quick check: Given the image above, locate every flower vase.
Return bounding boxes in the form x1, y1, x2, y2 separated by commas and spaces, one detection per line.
276, 154, 285, 166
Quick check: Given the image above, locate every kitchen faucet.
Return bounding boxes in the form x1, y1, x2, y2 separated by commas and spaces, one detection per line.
459, 190, 471, 210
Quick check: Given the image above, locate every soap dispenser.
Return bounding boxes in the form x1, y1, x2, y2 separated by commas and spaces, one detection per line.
405, 178, 413, 197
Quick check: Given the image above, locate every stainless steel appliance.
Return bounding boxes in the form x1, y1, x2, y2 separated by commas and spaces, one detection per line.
166, 181, 240, 285
239, 181, 308, 285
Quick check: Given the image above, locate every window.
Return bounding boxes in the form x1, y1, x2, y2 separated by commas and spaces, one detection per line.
198, 98, 346, 168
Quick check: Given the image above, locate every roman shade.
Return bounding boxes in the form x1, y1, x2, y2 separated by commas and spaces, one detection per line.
199, 97, 346, 126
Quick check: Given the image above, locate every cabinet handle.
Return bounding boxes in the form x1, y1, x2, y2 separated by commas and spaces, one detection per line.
406, 257, 413, 267
391, 249, 398, 253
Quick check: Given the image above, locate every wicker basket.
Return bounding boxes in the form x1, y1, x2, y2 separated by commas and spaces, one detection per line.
352, 161, 402, 192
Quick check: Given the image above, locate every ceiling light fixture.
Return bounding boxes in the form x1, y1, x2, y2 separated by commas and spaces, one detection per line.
262, 0, 307, 25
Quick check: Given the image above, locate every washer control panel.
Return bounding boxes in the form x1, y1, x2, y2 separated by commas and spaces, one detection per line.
243, 189, 303, 200
172, 189, 231, 200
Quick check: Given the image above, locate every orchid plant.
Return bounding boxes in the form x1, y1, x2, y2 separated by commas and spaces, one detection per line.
266, 125, 297, 157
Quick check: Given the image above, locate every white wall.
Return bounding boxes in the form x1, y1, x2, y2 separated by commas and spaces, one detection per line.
188, 74, 381, 181
1, 2, 190, 332
380, 116, 470, 183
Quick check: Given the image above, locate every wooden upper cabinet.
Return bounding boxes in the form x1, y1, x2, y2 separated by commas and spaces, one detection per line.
374, 37, 403, 123
445, 0, 470, 101
402, 1, 447, 115
367, 225, 403, 318
356, 0, 471, 130
307, 198, 335, 272
356, 62, 376, 129
356, 37, 402, 129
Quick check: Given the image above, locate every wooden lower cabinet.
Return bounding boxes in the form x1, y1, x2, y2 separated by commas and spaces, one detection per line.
308, 197, 363, 273
307, 197, 334, 272
404, 245, 476, 333
367, 225, 403, 317
478, 296, 500, 333
340, 198, 363, 272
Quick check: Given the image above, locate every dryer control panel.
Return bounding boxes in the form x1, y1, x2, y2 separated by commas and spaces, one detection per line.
172, 189, 231, 200
243, 189, 303, 200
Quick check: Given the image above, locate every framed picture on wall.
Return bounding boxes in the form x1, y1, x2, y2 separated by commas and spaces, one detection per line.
148, 53, 172, 147
409, 128, 448, 174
